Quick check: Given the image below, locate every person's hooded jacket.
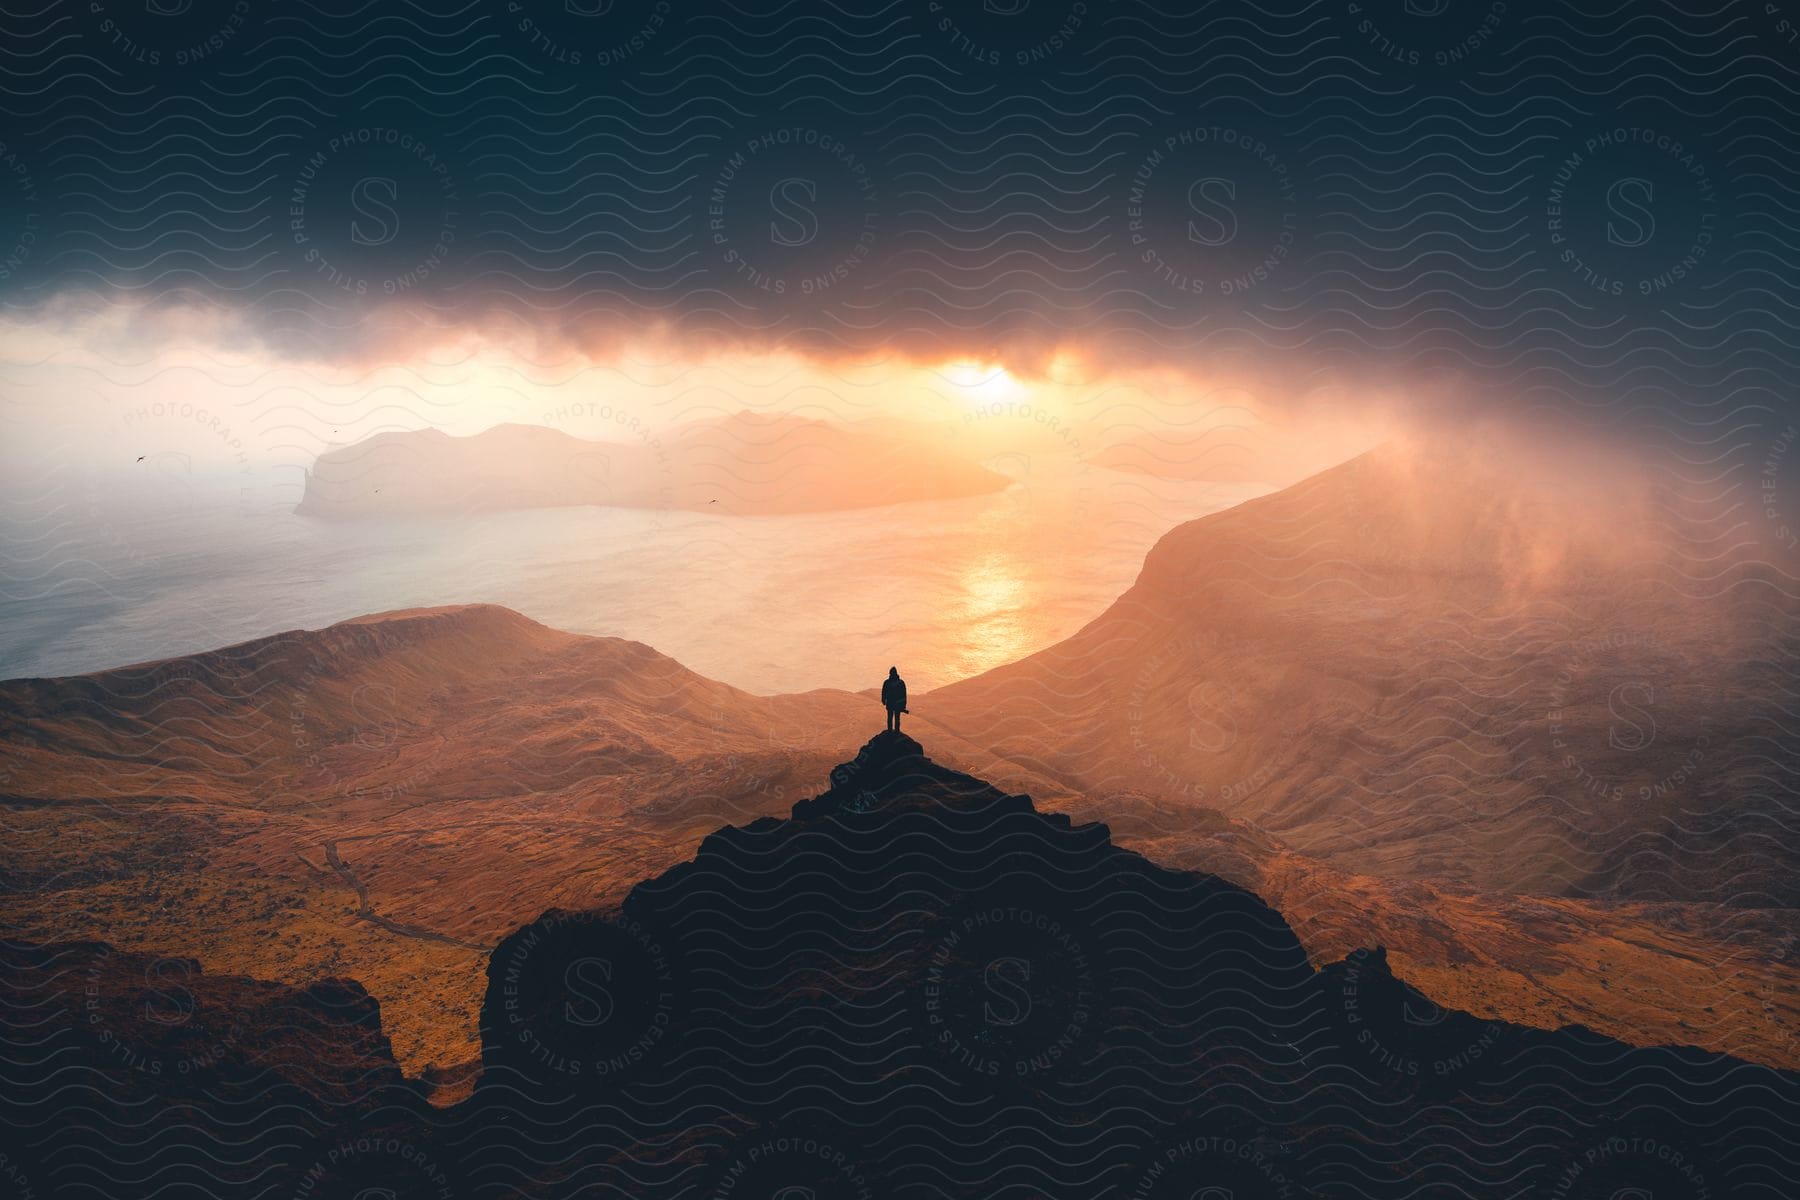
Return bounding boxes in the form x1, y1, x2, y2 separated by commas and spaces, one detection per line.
881, 670, 906, 711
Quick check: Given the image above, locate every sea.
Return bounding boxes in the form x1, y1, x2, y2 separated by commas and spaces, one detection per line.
0, 461, 1262, 695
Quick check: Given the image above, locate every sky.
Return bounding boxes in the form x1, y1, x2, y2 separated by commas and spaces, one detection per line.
1, 1, 1798, 495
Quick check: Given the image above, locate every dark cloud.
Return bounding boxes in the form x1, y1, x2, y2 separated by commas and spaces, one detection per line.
0, 0, 1796, 450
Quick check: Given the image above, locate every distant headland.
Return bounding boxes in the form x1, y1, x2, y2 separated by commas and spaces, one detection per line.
296, 412, 1011, 518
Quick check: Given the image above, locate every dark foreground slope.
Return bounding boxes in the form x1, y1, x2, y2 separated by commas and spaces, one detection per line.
0, 938, 432, 1199
5, 733, 1797, 1198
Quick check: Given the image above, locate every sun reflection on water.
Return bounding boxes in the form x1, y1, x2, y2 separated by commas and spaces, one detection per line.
953, 549, 1034, 676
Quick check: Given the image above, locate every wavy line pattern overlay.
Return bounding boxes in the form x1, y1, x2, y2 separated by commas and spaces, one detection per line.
3, 1, 1800, 1198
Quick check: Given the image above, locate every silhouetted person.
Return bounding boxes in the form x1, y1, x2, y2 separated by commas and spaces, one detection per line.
881, 666, 907, 732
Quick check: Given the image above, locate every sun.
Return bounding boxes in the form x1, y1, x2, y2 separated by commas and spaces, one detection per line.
941, 360, 1022, 407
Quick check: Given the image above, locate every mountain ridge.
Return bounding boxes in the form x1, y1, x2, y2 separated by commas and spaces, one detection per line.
923, 433, 1800, 903
0, 602, 878, 1085
5, 593, 1798, 1085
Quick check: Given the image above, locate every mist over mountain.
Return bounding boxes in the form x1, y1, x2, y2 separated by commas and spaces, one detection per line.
924, 431, 1800, 905
1091, 419, 1365, 487
295, 413, 1009, 517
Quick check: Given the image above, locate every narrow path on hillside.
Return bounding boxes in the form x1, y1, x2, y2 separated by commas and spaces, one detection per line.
322, 840, 495, 952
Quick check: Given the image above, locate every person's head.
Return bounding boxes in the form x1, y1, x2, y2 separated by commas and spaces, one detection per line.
888, 666, 897, 675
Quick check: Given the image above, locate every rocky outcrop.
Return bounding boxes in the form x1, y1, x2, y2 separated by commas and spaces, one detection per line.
466, 731, 1800, 1198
